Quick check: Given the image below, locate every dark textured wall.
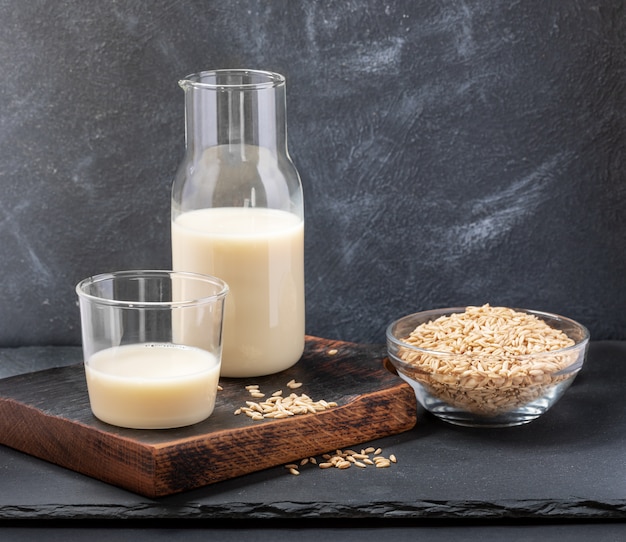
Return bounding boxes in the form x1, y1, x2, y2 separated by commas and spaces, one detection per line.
0, 0, 624, 346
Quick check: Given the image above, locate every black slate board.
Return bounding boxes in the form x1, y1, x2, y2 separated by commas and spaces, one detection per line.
0, 341, 624, 521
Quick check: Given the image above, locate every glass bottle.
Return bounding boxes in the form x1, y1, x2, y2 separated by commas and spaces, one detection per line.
171, 69, 305, 378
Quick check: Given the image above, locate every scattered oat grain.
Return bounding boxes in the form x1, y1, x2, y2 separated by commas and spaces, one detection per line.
235, 383, 337, 421
284, 447, 397, 476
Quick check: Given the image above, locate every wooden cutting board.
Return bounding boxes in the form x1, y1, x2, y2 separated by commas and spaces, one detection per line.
0, 336, 417, 498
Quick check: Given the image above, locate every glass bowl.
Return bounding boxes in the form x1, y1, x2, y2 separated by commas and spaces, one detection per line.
386, 307, 590, 427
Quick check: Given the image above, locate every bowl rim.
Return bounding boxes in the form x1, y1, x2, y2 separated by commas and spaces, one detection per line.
386, 306, 590, 362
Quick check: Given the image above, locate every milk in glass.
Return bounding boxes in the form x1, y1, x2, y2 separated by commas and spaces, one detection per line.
85, 343, 220, 429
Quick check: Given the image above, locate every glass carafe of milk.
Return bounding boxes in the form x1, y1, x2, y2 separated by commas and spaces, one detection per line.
171, 69, 305, 378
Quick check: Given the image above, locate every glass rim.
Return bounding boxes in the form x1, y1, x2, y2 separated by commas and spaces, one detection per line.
75, 269, 229, 309
179, 69, 285, 91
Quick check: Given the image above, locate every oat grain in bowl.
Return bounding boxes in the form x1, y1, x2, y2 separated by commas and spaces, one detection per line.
386, 305, 590, 427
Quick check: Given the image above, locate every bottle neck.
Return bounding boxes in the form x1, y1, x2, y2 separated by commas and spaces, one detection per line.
181, 70, 288, 159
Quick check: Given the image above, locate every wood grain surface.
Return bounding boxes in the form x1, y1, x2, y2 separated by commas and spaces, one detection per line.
0, 336, 417, 497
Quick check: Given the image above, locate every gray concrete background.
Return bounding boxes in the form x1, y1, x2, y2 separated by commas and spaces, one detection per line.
0, 0, 624, 346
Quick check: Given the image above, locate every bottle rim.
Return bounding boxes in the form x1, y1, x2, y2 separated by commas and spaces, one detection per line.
179, 69, 285, 91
